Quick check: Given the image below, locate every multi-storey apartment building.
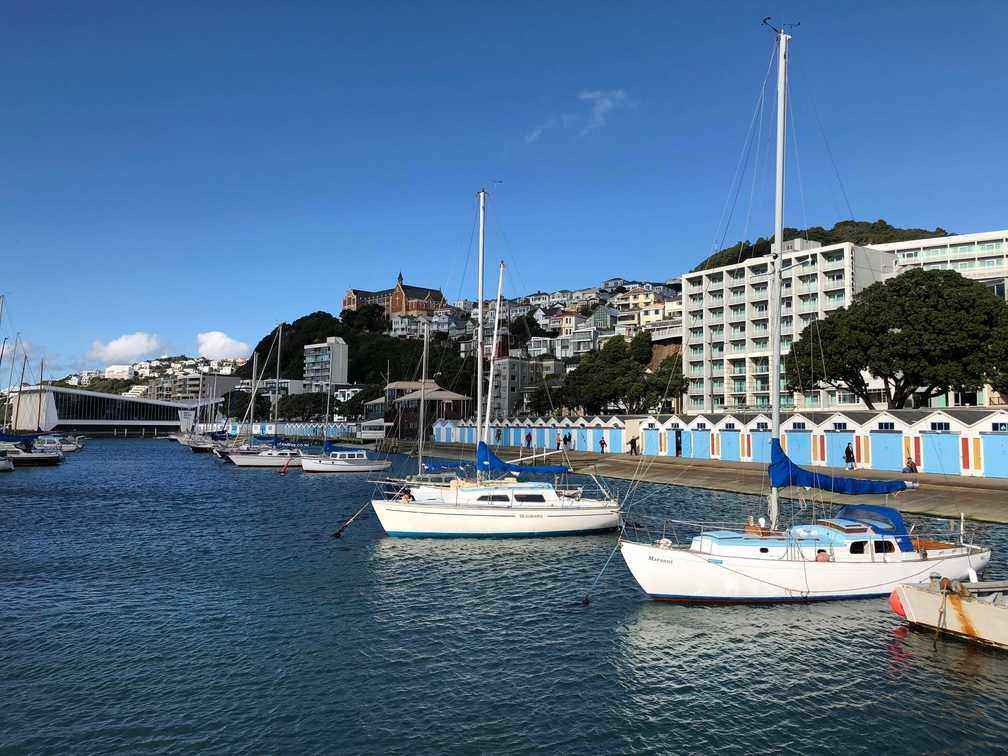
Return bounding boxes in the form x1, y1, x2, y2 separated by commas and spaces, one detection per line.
869, 230, 1008, 301
488, 357, 541, 418
303, 336, 349, 393
681, 239, 895, 413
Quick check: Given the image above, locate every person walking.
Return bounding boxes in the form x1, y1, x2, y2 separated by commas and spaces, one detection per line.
495, 427, 502, 443
525, 432, 533, 450
628, 436, 638, 455
844, 442, 856, 470
556, 432, 562, 451
599, 436, 607, 454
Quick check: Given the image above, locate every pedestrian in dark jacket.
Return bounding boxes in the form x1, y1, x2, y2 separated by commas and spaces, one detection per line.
844, 443, 856, 470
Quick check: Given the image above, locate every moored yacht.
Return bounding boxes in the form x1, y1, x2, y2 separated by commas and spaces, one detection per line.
0, 440, 63, 466
301, 449, 391, 473
226, 447, 302, 468
617, 24, 992, 603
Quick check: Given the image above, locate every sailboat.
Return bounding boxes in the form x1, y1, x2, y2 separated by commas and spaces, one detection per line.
370, 189, 621, 538
618, 26, 990, 603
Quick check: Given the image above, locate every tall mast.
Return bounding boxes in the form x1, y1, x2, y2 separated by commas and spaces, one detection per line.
483, 260, 505, 442
274, 323, 283, 426
418, 323, 429, 474
36, 359, 44, 431
476, 189, 486, 446
767, 29, 790, 530
14, 354, 27, 431
5, 334, 19, 430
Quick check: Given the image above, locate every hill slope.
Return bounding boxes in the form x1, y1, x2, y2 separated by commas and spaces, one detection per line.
692, 219, 951, 272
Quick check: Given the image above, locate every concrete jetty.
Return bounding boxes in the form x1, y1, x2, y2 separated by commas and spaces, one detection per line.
424, 442, 1008, 525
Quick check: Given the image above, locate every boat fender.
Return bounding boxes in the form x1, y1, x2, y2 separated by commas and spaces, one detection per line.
920, 549, 927, 561
888, 588, 906, 619
657, 538, 673, 550
815, 550, 829, 563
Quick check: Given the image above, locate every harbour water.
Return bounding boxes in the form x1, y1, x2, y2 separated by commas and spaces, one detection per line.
5, 439, 1008, 753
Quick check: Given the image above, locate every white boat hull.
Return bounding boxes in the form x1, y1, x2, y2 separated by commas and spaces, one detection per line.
619, 539, 991, 603
892, 583, 1008, 649
0, 458, 13, 472
228, 453, 302, 468
301, 456, 391, 473
371, 499, 620, 538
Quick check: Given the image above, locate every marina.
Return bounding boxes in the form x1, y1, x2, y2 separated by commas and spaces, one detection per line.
5, 438, 1008, 753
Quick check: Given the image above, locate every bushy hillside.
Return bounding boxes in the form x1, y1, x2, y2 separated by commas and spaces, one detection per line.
692, 219, 950, 272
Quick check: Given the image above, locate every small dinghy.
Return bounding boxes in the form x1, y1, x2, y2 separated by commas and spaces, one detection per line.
890, 574, 1008, 650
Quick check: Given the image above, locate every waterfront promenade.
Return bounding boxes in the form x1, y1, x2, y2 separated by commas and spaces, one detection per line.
426, 442, 1008, 524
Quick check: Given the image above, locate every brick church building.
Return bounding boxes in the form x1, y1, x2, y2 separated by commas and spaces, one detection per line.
342, 272, 446, 316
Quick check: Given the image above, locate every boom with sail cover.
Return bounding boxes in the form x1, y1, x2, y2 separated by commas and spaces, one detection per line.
475, 441, 569, 475
768, 439, 910, 496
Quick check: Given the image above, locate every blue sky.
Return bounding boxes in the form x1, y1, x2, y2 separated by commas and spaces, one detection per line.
2, 1, 1006, 375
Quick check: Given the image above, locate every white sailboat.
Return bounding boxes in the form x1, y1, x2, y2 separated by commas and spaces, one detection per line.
302, 450, 391, 473
618, 25, 990, 603
371, 189, 620, 538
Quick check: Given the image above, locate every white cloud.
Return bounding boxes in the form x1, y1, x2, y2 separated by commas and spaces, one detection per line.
577, 89, 628, 135
525, 90, 629, 143
87, 332, 164, 365
197, 331, 250, 360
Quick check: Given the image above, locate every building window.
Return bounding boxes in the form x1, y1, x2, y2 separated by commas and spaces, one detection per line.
724, 422, 735, 429
791, 422, 806, 430
930, 422, 951, 432
695, 422, 707, 429
993, 423, 1008, 432
833, 422, 847, 430
878, 422, 895, 431
756, 422, 769, 431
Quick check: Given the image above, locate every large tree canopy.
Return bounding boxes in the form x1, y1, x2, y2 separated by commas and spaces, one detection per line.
785, 269, 1008, 409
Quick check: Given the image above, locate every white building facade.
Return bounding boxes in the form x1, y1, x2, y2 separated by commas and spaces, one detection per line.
681, 239, 896, 413
303, 336, 349, 392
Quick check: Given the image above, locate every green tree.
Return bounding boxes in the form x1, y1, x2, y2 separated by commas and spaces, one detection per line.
785, 269, 1008, 409
648, 356, 687, 412
277, 392, 328, 421
989, 320, 1008, 399
628, 331, 653, 365
221, 390, 271, 421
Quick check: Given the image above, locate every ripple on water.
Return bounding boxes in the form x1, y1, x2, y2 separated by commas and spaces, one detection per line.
3, 439, 1008, 754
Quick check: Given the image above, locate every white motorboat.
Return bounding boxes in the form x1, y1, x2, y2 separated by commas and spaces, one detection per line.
0, 441, 63, 467
226, 448, 302, 468
369, 194, 620, 538
301, 450, 391, 473
35, 434, 84, 453
0, 450, 13, 472
890, 575, 1008, 650
617, 25, 991, 604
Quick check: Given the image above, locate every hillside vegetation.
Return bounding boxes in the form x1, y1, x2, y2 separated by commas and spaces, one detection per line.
692, 219, 950, 272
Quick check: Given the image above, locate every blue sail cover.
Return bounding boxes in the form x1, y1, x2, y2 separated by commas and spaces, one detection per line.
769, 439, 907, 495
0, 432, 40, 442
475, 441, 569, 475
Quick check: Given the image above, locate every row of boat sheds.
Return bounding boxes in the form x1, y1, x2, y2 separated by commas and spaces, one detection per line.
432, 408, 1008, 479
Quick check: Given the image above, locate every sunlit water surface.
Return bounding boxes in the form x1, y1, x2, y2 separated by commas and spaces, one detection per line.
4, 439, 1008, 754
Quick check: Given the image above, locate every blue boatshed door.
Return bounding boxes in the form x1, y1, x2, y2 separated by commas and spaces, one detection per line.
870, 431, 904, 472
786, 431, 813, 465
643, 428, 659, 455
981, 433, 1008, 478
750, 431, 771, 463
720, 431, 741, 461
692, 430, 710, 459
608, 428, 623, 453
921, 431, 961, 475
826, 431, 855, 468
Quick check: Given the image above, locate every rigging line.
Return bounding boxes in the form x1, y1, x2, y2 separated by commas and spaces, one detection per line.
711, 40, 778, 258
738, 65, 770, 266
801, 67, 855, 221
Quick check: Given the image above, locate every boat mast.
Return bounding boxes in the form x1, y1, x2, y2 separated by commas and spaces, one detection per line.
483, 260, 505, 442
4, 334, 19, 431
476, 188, 486, 447
14, 354, 27, 431
767, 28, 790, 531
274, 323, 283, 427
418, 323, 429, 474
324, 341, 333, 441
36, 358, 44, 431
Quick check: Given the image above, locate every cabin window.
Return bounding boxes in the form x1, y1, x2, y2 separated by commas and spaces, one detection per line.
849, 541, 867, 555
477, 495, 510, 502
759, 547, 769, 553
874, 540, 895, 554
930, 422, 950, 432
515, 494, 546, 503
878, 422, 895, 431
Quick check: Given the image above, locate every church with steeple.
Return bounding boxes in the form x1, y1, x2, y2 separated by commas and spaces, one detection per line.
342, 272, 446, 316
